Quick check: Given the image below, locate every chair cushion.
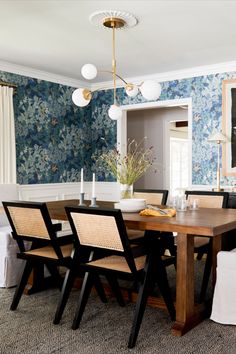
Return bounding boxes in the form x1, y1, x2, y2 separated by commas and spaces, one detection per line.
194, 236, 210, 248
0, 226, 25, 288
210, 248, 236, 324
0, 226, 16, 251
0, 213, 10, 227
217, 248, 236, 269
127, 229, 144, 240
0, 183, 19, 226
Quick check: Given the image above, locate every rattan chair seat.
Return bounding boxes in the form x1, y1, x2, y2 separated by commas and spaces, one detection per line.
24, 244, 74, 260
194, 236, 209, 248
87, 255, 146, 273
127, 229, 144, 240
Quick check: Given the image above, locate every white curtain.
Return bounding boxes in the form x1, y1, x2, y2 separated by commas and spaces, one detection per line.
0, 86, 16, 183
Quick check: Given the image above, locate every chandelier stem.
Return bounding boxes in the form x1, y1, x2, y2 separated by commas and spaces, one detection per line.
112, 23, 117, 104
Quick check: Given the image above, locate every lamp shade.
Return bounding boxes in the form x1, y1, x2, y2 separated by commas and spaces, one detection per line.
140, 80, 161, 100
208, 131, 227, 143
81, 64, 97, 80
108, 104, 122, 120
72, 88, 91, 107
125, 84, 139, 98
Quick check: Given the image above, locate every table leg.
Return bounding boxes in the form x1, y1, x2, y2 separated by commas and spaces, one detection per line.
172, 233, 195, 336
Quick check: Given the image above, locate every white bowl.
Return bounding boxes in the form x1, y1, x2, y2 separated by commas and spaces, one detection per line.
116, 198, 146, 212
120, 198, 145, 205
114, 202, 144, 213
120, 198, 145, 204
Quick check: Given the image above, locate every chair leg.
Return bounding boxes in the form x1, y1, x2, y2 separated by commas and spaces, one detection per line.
128, 255, 156, 349
105, 274, 125, 307
161, 233, 177, 269
196, 251, 204, 260
199, 247, 212, 303
92, 274, 108, 304
53, 268, 76, 324
46, 263, 63, 289
10, 261, 33, 311
72, 272, 94, 330
156, 260, 176, 321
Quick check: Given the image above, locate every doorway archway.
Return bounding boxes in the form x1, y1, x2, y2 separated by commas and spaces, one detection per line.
117, 98, 193, 193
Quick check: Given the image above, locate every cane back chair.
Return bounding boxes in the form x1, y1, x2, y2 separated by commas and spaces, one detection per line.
2, 200, 76, 313
65, 206, 175, 349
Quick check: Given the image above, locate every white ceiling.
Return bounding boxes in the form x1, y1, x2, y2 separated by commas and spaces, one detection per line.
1, 0, 236, 84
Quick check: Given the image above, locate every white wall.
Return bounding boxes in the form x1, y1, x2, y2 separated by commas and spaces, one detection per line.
127, 107, 188, 189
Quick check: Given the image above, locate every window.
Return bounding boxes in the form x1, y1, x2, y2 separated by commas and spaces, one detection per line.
170, 137, 188, 196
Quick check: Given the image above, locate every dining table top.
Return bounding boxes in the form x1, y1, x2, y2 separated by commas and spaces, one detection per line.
46, 198, 236, 237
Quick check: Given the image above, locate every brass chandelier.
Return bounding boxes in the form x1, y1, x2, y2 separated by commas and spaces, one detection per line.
72, 10, 162, 120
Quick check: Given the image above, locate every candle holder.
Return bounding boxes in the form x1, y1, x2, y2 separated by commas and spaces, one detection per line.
79, 192, 86, 206
90, 197, 98, 207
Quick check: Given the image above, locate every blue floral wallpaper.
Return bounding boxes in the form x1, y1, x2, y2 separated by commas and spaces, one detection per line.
91, 72, 236, 187
0, 70, 92, 184
1, 68, 236, 186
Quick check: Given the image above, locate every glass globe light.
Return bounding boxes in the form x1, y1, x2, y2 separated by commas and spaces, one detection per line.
108, 104, 122, 120
72, 88, 91, 107
81, 64, 97, 80
125, 84, 139, 98
140, 80, 161, 100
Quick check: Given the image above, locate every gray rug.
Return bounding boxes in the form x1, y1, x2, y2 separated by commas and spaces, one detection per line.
0, 264, 236, 354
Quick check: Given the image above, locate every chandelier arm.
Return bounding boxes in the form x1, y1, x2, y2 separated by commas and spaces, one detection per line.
98, 70, 129, 85
114, 73, 128, 85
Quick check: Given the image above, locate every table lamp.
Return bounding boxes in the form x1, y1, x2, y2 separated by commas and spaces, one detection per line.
208, 131, 227, 191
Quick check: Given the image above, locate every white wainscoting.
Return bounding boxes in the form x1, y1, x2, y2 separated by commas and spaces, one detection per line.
19, 182, 120, 202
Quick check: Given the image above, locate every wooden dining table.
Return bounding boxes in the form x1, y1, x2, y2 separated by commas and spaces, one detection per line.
46, 199, 236, 337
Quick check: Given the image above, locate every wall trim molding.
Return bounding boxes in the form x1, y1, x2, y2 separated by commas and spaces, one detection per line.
0, 60, 236, 91
91, 61, 236, 91
20, 182, 235, 202
1, 59, 236, 90
19, 182, 120, 202
0, 60, 85, 87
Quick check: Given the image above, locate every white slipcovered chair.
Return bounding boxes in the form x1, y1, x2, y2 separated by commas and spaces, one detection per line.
0, 183, 25, 287
210, 248, 236, 324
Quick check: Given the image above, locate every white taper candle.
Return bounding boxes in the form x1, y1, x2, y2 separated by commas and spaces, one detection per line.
92, 173, 96, 198
80, 168, 84, 193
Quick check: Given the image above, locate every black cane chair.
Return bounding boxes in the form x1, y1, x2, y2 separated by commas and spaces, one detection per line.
65, 206, 175, 349
128, 189, 176, 261
127, 189, 168, 243
160, 191, 229, 301
185, 191, 229, 302
2, 201, 107, 317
